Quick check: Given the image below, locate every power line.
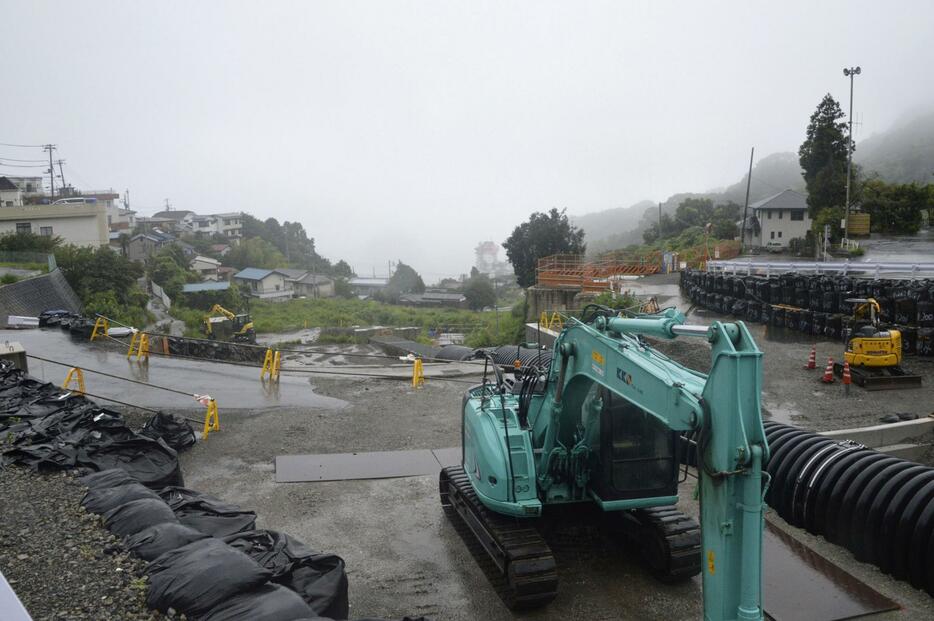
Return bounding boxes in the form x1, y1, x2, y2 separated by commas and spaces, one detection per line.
0, 162, 50, 168
0, 141, 46, 148
0, 156, 48, 162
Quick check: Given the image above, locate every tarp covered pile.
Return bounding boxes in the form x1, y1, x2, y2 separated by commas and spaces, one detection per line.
0, 360, 430, 621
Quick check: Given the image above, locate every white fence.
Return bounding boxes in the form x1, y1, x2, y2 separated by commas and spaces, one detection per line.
706, 260, 934, 277
151, 280, 172, 308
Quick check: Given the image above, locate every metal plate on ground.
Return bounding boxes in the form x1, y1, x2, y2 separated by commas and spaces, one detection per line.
275, 447, 462, 483
763, 522, 898, 621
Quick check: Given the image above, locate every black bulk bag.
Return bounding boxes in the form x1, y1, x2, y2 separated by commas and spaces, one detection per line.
145, 538, 273, 616
225, 530, 349, 619
125, 523, 211, 561
103, 498, 178, 537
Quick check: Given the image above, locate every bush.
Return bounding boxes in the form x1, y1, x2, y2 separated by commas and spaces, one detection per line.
0, 274, 18, 285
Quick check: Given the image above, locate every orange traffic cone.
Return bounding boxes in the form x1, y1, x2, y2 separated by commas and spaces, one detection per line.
842, 361, 852, 395
821, 357, 835, 383
804, 345, 817, 370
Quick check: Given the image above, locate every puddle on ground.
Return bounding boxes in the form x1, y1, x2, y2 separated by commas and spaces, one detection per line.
7, 328, 348, 410
762, 399, 803, 425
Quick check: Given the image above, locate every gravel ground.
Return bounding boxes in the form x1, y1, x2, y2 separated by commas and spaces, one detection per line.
0, 467, 170, 621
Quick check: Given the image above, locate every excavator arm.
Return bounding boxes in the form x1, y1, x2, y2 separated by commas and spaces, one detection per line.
209, 304, 237, 320
544, 310, 768, 621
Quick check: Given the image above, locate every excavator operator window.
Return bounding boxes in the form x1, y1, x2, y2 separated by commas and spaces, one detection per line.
593, 388, 678, 501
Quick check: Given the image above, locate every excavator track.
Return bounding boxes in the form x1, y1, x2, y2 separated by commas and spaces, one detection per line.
439, 466, 558, 610
618, 506, 702, 583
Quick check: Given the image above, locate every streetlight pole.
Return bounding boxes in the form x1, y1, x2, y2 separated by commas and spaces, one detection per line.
843, 66, 861, 246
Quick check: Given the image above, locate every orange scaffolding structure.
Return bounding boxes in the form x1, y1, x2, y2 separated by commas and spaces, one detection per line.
535, 254, 659, 292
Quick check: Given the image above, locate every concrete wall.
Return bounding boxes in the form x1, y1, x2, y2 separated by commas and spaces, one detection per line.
0, 203, 108, 247
526, 286, 583, 322
0, 269, 82, 326
755, 208, 811, 248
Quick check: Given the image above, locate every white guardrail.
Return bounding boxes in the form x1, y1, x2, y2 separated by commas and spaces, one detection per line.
706, 260, 934, 277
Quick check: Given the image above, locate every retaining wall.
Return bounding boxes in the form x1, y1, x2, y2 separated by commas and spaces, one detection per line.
0, 269, 82, 327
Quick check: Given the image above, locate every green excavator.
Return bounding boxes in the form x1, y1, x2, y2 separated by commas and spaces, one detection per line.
440, 305, 768, 620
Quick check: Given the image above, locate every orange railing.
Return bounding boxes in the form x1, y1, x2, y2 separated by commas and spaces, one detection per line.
536, 254, 659, 291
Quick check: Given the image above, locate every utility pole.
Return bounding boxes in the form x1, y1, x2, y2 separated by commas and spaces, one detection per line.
843, 66, 861, 246
164, 198, 171, 211
124, 188, 130, 210
55, 159, 66, 193
43, 144, 56, 198
658, 202, 662, 237
740, 147, 755, 254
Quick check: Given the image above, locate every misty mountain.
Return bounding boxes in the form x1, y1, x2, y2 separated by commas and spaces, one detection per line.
569, 200, 656, 245
577, 152, 806, 254
855, 109, 934, 183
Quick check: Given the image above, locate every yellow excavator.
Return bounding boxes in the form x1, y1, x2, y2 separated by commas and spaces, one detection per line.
202, 304, 256, 343
836, 298, 920, 390
844, 298, 901, 367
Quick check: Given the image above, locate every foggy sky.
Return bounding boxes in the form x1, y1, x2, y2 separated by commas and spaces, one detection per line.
3, 2, 933, 280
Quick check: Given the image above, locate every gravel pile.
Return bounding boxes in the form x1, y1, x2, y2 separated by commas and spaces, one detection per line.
0, 467, 171, 621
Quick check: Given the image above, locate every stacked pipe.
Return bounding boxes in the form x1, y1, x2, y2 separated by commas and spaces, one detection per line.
680, 422, 934, 596
679, 270, 934, 356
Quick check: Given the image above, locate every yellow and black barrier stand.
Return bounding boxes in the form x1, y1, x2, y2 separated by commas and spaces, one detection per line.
89, 317, 109, 342
127, 331, 150, 361
62, 367, 86, 394
195, 395, 220, 440
260, 349, 281, 382
412, 357, 425, 389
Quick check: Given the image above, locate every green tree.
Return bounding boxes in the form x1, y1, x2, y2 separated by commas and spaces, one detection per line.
799, 94, 851, 218
463, 272, 496, 310
0, 231, 62, 253
675, 198, 714, 228
860, 179, 930, 234
331, 260, 355, 279
55, 245, 149, 324
224, 237, 287, 269
503, 208, 586, 288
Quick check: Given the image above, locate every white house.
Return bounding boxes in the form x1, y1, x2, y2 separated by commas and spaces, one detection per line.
233, 267, 293, 299
190, 255, 222, 281
742, 189, 811, 250
0, 178, 23, 207
0, 201, 108, 247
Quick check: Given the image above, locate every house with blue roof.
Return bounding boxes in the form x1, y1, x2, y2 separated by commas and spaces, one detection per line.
232, 267, 294, 299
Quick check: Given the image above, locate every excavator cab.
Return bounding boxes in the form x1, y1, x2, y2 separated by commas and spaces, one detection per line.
592, 387, 679, 501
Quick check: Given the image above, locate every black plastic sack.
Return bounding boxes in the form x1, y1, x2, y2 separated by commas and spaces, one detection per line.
103, 497, 178, 537
140, 412, 196, 451
1, 442, 79, 472
224, 530, 349, 619
145, 538, 273, 616
158, 487, 257, 536
197, 583, 315, 621
79, 468, 139, 490
78, 436, 183, 489
82, 482, 162, 515
125, 523, 210, 561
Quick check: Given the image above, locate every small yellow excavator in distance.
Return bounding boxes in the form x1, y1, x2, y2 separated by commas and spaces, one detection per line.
835, 298, 921, 390
203, 304, 256, 344
844, 298, 901, 367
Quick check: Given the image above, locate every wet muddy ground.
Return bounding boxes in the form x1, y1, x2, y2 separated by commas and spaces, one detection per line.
7, 283, 934, 619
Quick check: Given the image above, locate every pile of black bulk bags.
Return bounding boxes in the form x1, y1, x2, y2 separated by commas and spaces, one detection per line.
680, 269, 934, 357
0, 360, 428, 621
